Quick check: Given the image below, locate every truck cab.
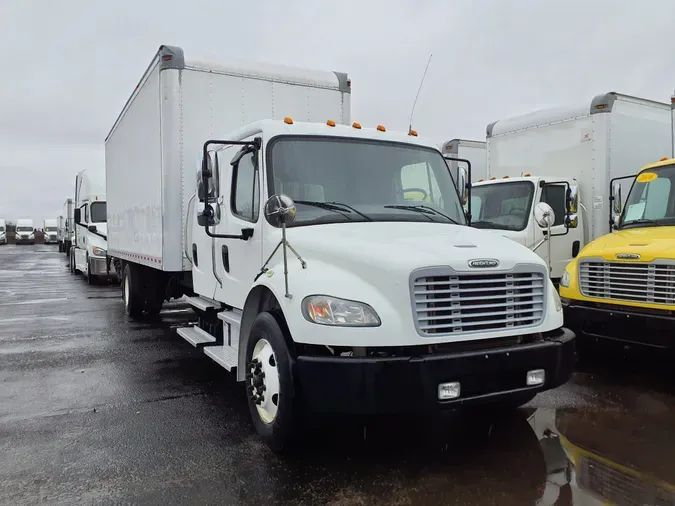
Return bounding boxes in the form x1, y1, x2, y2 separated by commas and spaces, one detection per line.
71, 170, 114, 283
43, 218, 58, 244
470, 176, 582, 283
560, 158, 675, 351
15, 219, 35, 245
0, 219, 6, 245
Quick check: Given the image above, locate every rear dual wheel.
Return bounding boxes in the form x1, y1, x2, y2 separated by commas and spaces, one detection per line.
122, 263, 163, 320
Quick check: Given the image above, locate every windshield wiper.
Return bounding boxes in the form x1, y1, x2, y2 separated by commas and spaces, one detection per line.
384, 204, 461, 225
471, 220, 503, 229
295, 201, 373, 221
621, 218, 663, 228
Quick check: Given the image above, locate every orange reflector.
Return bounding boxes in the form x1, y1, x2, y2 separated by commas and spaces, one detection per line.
503, 176, 509, 179
409, 129, 418, 136
284, 117, 294, 124
661, 156, 669, 161
523, 173, 531, 176
377, 125, 386, 132
490, 177, 496, 180
596, 104, 605, 109
479, 178, 484, 182
162, 55, 172, 61
352, 122, 362, 129
326, 120, 336, 127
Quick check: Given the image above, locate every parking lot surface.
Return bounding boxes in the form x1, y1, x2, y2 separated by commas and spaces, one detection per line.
1, 245, 674, 505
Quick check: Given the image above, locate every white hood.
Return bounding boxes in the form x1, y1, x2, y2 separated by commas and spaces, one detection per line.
283, 222, 546, 275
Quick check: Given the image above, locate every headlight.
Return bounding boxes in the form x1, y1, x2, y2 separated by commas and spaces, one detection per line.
92, 247, 106, 256
560, 269, 571, 288
552, 288, 562, 312
302, 295, 381, 327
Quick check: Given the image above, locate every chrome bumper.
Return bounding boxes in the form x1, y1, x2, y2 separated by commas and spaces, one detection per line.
89, 257, 116, 277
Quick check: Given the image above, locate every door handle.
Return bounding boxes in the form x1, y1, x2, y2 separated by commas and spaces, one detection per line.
221, 245, 230, 273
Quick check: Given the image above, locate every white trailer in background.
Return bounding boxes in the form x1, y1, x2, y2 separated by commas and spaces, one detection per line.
59, 198, 74, 254
15, 218, 35, 245
106, 44, 575, 453
43, 218, 58, 244
70, 169, 114, 283
440, 139, 487, 183
471, 92, 671, 283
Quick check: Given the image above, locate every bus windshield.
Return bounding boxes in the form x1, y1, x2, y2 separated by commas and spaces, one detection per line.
621, 164, 675, 229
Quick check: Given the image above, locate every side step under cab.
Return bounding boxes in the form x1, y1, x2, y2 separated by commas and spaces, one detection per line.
177, 297, 242, 374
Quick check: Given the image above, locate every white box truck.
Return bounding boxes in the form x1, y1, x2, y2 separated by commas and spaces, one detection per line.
441, 139, 487, 183
70, 169, 115, 283
15, 218, 35, 245
106, 45, 575, 453
0, 219, 6, 245
43, 218, 58, 244
469, 92, 671, 283
59, 198, 74, 254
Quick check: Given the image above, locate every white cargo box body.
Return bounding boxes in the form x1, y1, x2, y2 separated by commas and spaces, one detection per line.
105, 45, 351, 272
486, 92, 671, 241
441, 139, 487, 183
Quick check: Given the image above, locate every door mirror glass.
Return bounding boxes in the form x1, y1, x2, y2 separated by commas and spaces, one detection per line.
567, 213, 578, 229
534, 202, 555, 228
457, 167, 468, 205
611, 182, 622, 214
264, 195, 297, 228
198, 151, 219, 203
567, 185, 579, 214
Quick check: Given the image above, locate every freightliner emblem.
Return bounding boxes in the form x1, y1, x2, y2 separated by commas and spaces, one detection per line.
468, 258, 499, 268
616, 253, 640, 260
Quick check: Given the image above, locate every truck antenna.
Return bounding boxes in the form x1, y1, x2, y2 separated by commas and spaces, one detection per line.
408, 53, 433, 134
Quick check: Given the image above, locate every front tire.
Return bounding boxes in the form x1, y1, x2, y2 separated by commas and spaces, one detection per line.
245, 312, 300, 453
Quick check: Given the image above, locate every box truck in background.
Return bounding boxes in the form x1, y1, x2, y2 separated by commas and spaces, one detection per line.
43, 218, 58, 244
0, 219, 6, 245
106, 44, 574, 452
59, 198, 74, 254
470, 92, 670, 283
15, 219, 35, 245
70, 170, 114, 284
440, 138, 487, 183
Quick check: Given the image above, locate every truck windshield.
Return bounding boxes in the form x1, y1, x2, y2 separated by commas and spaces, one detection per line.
16, 227, 32, 232
266, 136, 466, 226
621, 163, 675, 228
90, 202, 107, 223
45, 227, 57, 232
469, 181, 535, 231
0, 226, 4, 232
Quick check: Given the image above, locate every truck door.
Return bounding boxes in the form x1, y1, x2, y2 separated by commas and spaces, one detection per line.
212, 135, 264, 309
537, 182, 583, 279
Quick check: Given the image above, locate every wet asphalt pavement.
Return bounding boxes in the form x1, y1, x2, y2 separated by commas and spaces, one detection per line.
1, 245, 675, 505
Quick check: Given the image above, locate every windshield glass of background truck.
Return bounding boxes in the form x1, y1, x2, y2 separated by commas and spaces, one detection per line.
46, 227, 57, 232
90, 202, 107, 223
267, 137, 465, 226
469, 181, 535, 231
17, 227, 32, 232
622, 165, 675, 227
0, 226, 4, 232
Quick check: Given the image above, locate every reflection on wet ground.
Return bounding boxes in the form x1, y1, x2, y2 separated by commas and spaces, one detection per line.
1, 245, 674, 505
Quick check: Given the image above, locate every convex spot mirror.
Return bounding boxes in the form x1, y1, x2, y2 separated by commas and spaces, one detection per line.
534, 202, 555, 228
264, 195, 297, 228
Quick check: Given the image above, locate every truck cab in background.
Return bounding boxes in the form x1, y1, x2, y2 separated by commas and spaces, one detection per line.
471, 92, 671, 284
71, 170, 115, 284
43, 218, 58, 244
59, 198, 74, 254
15, 219, 35, 245
440, 138, 487, 183
0, 219, 6, 245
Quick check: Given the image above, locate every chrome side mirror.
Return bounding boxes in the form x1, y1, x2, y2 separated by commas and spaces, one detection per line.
457, 167, 468, 205
534, 202, 555, 228
611, 182, 622, 214
264, 195, 297, 228
567, 185, 579, 214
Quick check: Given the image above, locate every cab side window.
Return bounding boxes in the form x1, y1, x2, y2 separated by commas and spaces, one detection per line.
82, 205, 89, 224
231, 152, 260, 222
540, 185, 566, 226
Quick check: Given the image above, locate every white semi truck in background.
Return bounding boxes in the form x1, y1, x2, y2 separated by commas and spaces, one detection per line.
440, 138, 487, 183
0, 219, 6, 245
70, 169, 114, 284
59, 198, 74, 254
469, 92, 670, 283
43, 218, 58, 244
15, 219, 35, 245
106, 44, 575, 453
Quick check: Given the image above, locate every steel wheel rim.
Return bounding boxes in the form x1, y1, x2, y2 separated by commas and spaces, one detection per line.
249, 338, 280, 424
124, 275, 130, 308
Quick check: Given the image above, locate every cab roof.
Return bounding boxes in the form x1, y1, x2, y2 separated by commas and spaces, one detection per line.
639, 157, 675, 172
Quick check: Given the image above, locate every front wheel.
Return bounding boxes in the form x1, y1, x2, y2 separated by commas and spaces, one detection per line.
246, 312, 299, 453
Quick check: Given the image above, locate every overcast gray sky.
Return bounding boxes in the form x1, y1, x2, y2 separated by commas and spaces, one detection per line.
1, 0, 674, 223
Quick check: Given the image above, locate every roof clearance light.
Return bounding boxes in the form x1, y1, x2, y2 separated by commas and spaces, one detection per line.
523, 173, 531, 176
326, 120, 336, 127
284, 117, 294, 125
408, 129, 418, 137
479, 178, 484, 182
660, 156, 668, 161
377, 125, 386, 132
352, 122, 362, 129
596, 104, 606, 109
503, 176, 509, 179
490, 177, 496, 180
162, 55, 172, 62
